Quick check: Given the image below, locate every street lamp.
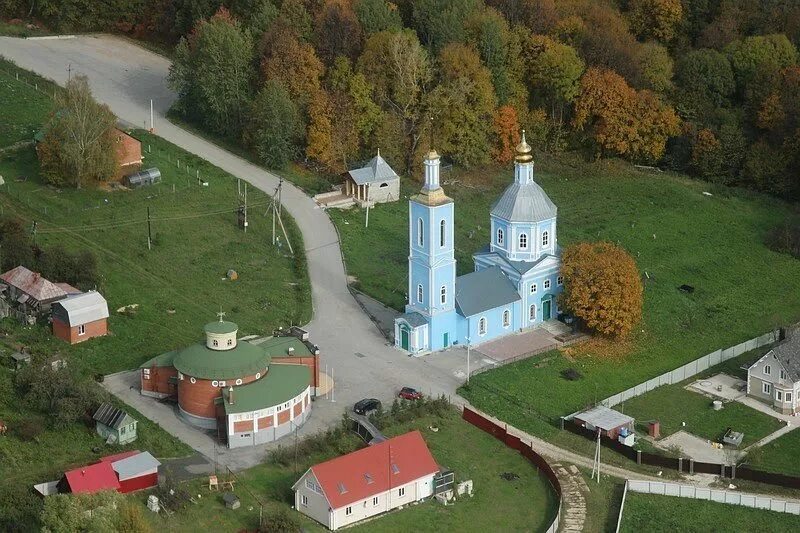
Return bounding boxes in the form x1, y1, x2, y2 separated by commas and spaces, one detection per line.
465, 336, 471, 384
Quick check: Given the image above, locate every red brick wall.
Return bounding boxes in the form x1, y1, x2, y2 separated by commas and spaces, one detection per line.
277, 409, 290, 425
293, 402, 302, 417
233, 420, 253, 433
178, 372, 260, 419
258, 415, 273, 429
52, 318, 108, 344
140, 366, 177, 396
271, 356, 319, 390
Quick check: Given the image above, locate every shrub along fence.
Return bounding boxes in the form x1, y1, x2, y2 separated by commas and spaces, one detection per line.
462, 407, 562, 533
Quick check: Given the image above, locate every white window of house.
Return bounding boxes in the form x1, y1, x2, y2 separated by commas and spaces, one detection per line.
227, 338, 233, 346
301, 494, 308, 506
542, 231, 549, 247
544, 279, 551, 290
503, 310, 510, 327
305, 479, 316, 491
787, 392, 793, 403
529, 305, 536, 321
345, 506, 352, 516
78, 324, 86, 336
557, 276, 564, 286
212, 380, 219, 387
219, 380, 226, 387
256, 372, 261, 379
763, 382, 772, 394
780, 369, 787, 380
398, 487, 405, 497
440, 220, 446, 247
479, 317, 487, 336
417, 218, 424, 247
236, 378, 243, 385
190, 377, 197, 384
764, 365, 772, 376
530, 283, 537, 294
417, 284, 423, 303
441, 286, 447, 305
373, 496, 379, 506
777, 390, 783, 402
212, 339, 219, 347
519, 233, 528, 249
497, 228, 504, 245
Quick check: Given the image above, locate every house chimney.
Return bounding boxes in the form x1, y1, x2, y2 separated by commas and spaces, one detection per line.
288, 346, 295, 355
228, 386, 234, 405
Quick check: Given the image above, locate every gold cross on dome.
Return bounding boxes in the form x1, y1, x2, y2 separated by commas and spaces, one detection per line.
216, 310, 226, 322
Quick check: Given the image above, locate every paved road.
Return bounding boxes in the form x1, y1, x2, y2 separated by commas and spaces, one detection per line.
0, 35, 484, 464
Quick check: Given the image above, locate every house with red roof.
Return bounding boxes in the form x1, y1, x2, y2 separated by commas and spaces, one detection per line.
292, 431, 439, 530
0, 265, 70, 316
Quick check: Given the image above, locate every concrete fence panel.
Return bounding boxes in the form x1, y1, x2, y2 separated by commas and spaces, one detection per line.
710, 490, 726, 503
709, 349, 722, 366
646, 377, 660, 392
678, 485, 695, 498
664, 483, 680, 497
695, 488, 710, 500
786, 502, 800, 514
696, 355, 710, 373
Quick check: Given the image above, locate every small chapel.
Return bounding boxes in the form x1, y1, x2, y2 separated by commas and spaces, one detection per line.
394, 134, 563, 354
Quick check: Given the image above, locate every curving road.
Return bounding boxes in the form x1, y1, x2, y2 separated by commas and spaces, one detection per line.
0, 35, 477, 429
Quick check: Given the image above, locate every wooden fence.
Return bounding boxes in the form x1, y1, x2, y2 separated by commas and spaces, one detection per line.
462, 407, 562, 533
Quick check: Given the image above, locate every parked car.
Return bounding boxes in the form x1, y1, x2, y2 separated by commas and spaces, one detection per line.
353, 398, 381, 415
398, 387, 422, 400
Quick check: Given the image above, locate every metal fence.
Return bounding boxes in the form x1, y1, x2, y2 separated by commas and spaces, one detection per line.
566, 329, 780, 419
625, 480, 800, 515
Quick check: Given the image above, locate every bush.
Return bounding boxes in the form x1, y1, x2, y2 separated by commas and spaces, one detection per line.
261, 507, 299, 533
14, 418, 44, 442
561, 368, 583, 381
766, 218, 800, 258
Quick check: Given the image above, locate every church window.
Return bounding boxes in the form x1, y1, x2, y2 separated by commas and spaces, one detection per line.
440, 286, 447, 305
502, 310, 510, 327
440, 220, 446, 247
479, 317, 487, 336
529, 305, 536, 321
530, 283, 537, 294
417, 218, 424, 247
542, 231, 549, 247
212, 339, 219, 347
236, 378, 243, 385
227, 338, 233, 346
417, 284, 423, 303
557, 276, 564, 286
519, 233, 528, 249
544, 279, 551, 290
497, 228, 504, 246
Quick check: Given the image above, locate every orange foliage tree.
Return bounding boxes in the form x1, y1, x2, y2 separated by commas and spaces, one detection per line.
559, 241, 643, 338
491, 105, 520, 164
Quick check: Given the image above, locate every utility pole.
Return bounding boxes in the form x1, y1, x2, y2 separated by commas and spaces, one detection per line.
146, 207, 152, 250
67, 63, 71, 81
466, 337, 471, 384
30, 221, 37, 244
150, 99, 154, 133
365, 186, 370, 228
243, 183, 248, 233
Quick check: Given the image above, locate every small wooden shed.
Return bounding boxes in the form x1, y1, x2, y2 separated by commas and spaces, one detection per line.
93, 403, 138, 445
573, 405, 634, 440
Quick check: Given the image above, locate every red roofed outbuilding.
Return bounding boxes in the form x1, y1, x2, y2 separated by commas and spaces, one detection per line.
292, 431, 439, 530
37, 450, 160, 497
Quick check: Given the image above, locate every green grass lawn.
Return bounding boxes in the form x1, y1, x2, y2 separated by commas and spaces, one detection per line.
746, 429, 800, 477
138, 409, 559, 532
0, 65, 54, 148
619, 492, 800, 532
621, 383, 784, 448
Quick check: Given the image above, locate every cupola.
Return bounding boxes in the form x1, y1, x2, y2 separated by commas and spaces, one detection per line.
204, 316, 238, 351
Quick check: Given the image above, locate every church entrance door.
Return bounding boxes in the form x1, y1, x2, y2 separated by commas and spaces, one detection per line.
401, 327, 410, 350
542, 299, 552, 321
443, 332, 449, 347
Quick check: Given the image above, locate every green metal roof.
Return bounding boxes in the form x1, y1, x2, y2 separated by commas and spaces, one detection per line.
140, 350, 178, 369
204, 320, 238, 334
257, 336, 313, 357
173, 340, 271, 380
222, 364, 310, 414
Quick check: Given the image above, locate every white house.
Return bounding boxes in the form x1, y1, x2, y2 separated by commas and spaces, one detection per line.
343, 151, 400, 205
292, 430, 439, 530
747, 332, 800, 414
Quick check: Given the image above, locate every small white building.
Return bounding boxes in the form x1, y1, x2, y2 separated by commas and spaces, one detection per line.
747, 333, 800, 414
343, 151, 400, 205
292, 430, 439, 530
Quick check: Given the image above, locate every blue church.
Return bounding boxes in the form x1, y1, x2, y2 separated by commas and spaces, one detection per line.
394, 134, 563, 355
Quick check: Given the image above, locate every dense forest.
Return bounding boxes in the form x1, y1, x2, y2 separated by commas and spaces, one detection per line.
2, 0, 800, 198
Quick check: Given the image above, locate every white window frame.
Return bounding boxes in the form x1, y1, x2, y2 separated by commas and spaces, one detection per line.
542, 231, 549, 247
497, 228, 504, 246
529, 304, 536, 322
417, 284, 423, 303
780, 369, 787, 380
764, 365, 771, 376
219, 380, 226, 387
301, 494, 308, 506
530, 283, 537, 294
212, 339, 219, 347
236, 378, 243, 385
763, 382, 772, 395
777, 390, 783, 402
77, 324, 86, 336
557, 276, 564, 286
373, 496, 379, 506
478, 317, 487, 336
502, 309, 510, 328
398, 487, 405, 497
345, 506, 352, 516
787, 392, 793, 403
417, 218, 424, 247
440, 220, 446, 247
212, 380, 219, 387
440, 285, 446, 305
519, 233, 528, 250
544, 279, 551, 290
227, 338, 233, 346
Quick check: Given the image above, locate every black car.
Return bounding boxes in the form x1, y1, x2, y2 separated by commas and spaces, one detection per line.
353, 398, 381, 415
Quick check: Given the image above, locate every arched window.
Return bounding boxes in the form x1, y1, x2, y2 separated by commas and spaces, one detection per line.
519, 233, 528, 249
502, 309, 510, 327
529, 305, 536, 321
479, 317, 487, 335
542, 231, 549, 247
417, 284, 423, 303
417, 218, 424, 247
497, 228, 504, 245
440, 220, 446, 247
440, 285, 447, 305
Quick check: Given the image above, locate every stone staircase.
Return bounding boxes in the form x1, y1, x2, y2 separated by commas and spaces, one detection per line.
313, 188, 356, 209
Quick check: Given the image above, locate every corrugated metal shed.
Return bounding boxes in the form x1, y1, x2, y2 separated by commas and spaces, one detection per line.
93, 402, 136, 430
490, 180, 557, 223
575, 405, 633, 431
52, 291, 109, 326
111, 451, 160, 481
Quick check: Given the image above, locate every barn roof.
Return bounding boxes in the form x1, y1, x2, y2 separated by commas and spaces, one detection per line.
53, 291, 109, 326
348, 152, 399, 185
0, 266, 66, 302
300, 430, 439, 510
93, 402, 136, 430
455, 266, 521, 317
63, 461, 120, 494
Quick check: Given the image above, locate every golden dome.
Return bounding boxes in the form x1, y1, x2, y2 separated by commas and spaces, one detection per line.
515, 130, 533, 163
426, 149, 440, 161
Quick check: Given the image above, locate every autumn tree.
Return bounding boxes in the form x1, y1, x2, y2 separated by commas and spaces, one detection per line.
428, 43, 497, 167
169, 8, 254, 138
247, 80, 302, 168
628, 0, 683, 42
38, 75, 117, 188
527, 35, 585, 107
674, 49, 735, 114
412, 0, 481, 51
573, 68, 680, 162
491, 105, 521, 164
559, 241, 643, 339
278, 0, 313, 41
725, 34, 799, 96
314, 0, 363, 65
636, 42, 674, 93
355, 0, 402, 35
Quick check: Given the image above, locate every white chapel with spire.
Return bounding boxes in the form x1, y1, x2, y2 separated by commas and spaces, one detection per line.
394, 132, 564, 354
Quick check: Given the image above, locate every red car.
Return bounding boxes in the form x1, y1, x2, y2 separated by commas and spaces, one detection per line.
398, 387, 422, 400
